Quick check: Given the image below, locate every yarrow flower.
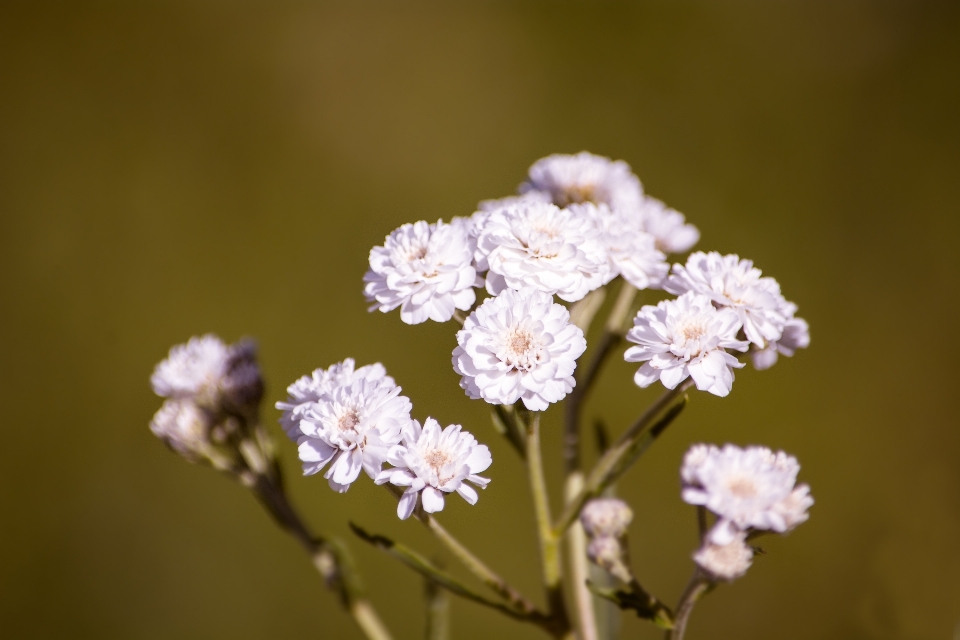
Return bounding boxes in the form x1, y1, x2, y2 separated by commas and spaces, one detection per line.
571, 202, 668, 290
364, 219, 479, 325
453, 287, 587, 411
275, 359, 392, 441
624, 292, 748, 397
633, 196, 700, 255
520, 151, 644, 210
693, 532, 754, 582
475, 201, 607, 302
293, 360, 412, 493
750, 313, 811, 371
681, 443, 813, 544
580, 498, 634, 539
151, 334, 264, 414
376, 418, 491, 520
150, 399, 211, 461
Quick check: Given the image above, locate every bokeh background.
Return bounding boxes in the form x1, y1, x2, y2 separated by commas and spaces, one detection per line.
2, 2, 958, 639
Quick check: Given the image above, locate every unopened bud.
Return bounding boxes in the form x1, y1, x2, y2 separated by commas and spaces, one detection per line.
581, 498, 633, 538
150, 399, 212, 462
587, 536, 632, 583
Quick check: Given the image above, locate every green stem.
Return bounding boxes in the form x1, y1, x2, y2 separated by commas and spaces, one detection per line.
564, 472, 598, 640
526, 413, 570, 635
665, 573, 710, 640
424, 576, 451, 640
554, 380, 693, 537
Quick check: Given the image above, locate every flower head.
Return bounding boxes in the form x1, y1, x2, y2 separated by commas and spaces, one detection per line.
520, 152, 644, 210
571, 202, 668, 290
376, 418, 492, 520
750, 314, 811, 371
294, 361, 412, 493
581, 498, 634, 539
693, 532, 754, 582
276, 359, 392, 440
453, 288, 587, 411
151, 335, 230, 408
625, 292, 748, 397
634, 196, 700, 254
681, 443, 813, 544
475, 201, 607, 302
665, 252, 791, 349
364, 219, 479, 324
150, 399, 211, 461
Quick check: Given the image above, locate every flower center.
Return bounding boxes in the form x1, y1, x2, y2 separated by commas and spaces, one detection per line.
500, 326, 543, 371
337, 409, 361, 433
406, 244, 428, 262
727, 476, 758, 498
560, 183, 597, 206
677, 320, 707, 343
424, 449, 450, 472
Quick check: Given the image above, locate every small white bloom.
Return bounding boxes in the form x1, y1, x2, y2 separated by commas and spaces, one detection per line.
634, 196, 700, 254
477, 191, 552, 213
475, 201, 608, 302
520, 152, 644, 210
296, 364, 412, 493
665, 252, 790, 348
151, 335, 230, 408
751, 315, 811, 370
150, 399, 211, 460
364, 219, 479, 325
581, 498, 634, 538
276, 359, 392, 441
586, 536, 633, 583
376, 418, 492, 520
681, 443, 812, 544
693, 532, 754, 582
624, 292, 748, 397
572, 202, 668, 290
453, 288, 587, 411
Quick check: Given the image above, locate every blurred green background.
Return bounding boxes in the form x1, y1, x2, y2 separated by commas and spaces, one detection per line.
1, 2, 958, 639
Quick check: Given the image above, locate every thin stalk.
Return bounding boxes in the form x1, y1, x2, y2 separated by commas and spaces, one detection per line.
424, 577, 451, 640
666, 573, 710, 640
554, 381, 694, 536
564, 472, 598, 640
526, 413, 570, 635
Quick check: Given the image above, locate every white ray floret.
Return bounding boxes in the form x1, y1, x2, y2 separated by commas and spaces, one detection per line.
453, 287, 587, 411
665, 252, 791, 349
750, 312, 811, 371
276, 359, 392, 441
520, 151, 644, 210
151, 334, 230, 408
571, 202, 668, 290
364, 219, 480, 325
624, 292, 748, 397
376, 418, 492, 520
475, 201, 608, 302
296, 363, 412, 493
634, 196, 700, 254
681, 443, 813, 544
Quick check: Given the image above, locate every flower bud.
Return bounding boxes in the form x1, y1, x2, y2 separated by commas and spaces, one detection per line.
150, 399, 212, 462
587, 536, 632, 583
693, 533, 753, 582
580, 498, 633, 538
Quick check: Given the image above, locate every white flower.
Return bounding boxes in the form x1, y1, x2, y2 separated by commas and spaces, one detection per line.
751, 315, 810, 370
571, 202, 668, 290
275, 359, 391, 441
681, 443, 812, 544
634, 196, 699, 254
693, 532, 753, 582
624, 292, 748, 397
586, 536, 633, 583
475, 201, 608, 302
151, 335, 230, 408
296, 364, 412, 493
665, 252, 790, 348
520, 152, 644, 210
452, 288, 587, 411
376, 418, 492, 520
581, 498, 634, 538
477, 191, 552, 213
150, 399, 210, 460
364, 219, 479, 325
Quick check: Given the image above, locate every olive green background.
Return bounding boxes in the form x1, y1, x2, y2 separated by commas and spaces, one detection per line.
1, 2, 958, 639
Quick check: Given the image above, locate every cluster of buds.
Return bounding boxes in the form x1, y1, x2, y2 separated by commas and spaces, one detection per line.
150, 335, 272, 476
581, 498, 635, 584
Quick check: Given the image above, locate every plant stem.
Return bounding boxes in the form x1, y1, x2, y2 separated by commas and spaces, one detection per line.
424, 577, 451, 640
554, 380, 693, 537
564, 472, 598, 640
666, 572, 710, 640
526, 412, 571, 636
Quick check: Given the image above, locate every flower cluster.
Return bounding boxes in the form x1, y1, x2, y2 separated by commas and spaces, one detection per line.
681, 443, 813, 580
581, 498, 635, 583
150, 334, 264, 460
